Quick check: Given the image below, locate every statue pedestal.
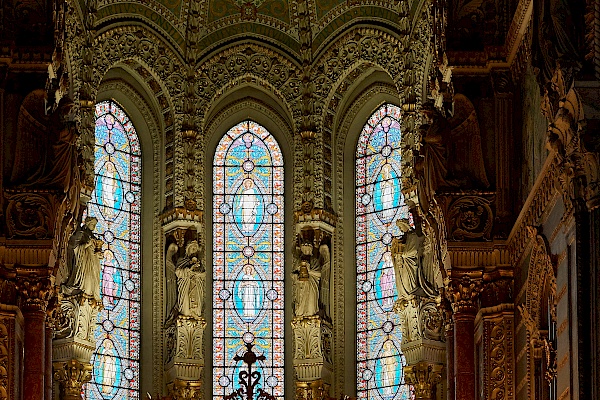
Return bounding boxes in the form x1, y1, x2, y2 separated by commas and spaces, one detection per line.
52, 293, 101, 400
291, 315, 332, 398
165, 315, 206, 399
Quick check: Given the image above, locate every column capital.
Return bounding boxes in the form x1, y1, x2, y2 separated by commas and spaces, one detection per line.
403, 361, 444, 400
167, 379, 202, 400
15, 269, 55, 313
445, 273, 483, 315
53, 359, 93, 400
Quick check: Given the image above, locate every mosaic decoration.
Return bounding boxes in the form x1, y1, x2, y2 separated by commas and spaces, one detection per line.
356, 104, 411, 400
213, 121, 284, 399
86, 101, 141, 400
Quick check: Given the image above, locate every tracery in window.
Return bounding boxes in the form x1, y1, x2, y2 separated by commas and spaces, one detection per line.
86, 100, 141, 399
213, 120, 284, 399
356, 104, 411, 400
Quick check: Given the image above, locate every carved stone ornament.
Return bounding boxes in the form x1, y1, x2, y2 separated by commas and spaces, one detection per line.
15, 272, 54, 312
403, 361, 443, 400
295, 380, 330, 400
482, 310, 515, 400
291, 315, 333, 383
53, 293, 100, 342
445, 274, 483, 314
395, 296, 444, 346
53, 359, 93, 400
175, 316, 206, 360
446, 196, 494, 241
5, 192, 56, 239
167, 378, 203, 400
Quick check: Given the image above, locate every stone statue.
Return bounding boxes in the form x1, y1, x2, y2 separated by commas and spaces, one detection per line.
319, 243, 331, 318
391, 219, 424, 300
164, 242, 179, 322
175, 241, 205, 318
292, 243, 321, 317
63, 216, 103, 301
419, 235, 441, 297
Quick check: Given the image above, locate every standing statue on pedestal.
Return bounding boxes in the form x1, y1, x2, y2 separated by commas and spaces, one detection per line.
63, 216, 103, 301
164, 243, 179, 322
391, 219, 424, 300
176, 241, 206, 319
319, 243, 331, 318
292, 242, 321, 317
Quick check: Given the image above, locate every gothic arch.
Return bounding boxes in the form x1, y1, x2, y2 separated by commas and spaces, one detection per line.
203, 97, 296, 399
333, 83, 401, 396
96, 79, 165, 395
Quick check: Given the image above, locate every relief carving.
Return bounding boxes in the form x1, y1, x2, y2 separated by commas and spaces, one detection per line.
446, 196, 494, 241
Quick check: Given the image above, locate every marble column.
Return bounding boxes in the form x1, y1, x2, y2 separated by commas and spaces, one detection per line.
446, 274, 482, 400
24, 306, 47, 399
45, 321, 53, 400
17, 272, 53, 400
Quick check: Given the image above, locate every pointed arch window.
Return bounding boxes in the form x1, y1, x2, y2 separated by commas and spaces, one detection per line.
86, 100, 141, 399
356, 104, 411, 400
213, 120, 285, 399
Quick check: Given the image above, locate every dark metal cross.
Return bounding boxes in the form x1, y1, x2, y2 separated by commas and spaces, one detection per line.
224, 343, 276, 400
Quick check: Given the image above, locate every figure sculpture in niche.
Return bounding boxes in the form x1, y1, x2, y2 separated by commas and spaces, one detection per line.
292, 242, 320, 317
319, 243, 331, 318
391, 219, 424, 300
239, 264, 260, 318
176, 240, 205, 318
63, 216, 103, 301
164, 242, 179, 322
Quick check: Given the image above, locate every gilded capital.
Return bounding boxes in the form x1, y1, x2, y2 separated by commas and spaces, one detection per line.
15, 271, 54, 312
167, 379, 202, 400
445, 275, 482, 315
53, 359, 93, 400
403, 362, 443, 400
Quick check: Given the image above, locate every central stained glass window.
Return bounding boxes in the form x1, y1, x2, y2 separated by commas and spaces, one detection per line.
87, 100, 141, 399
213, 120, 284, 399
356, 104, 411, 400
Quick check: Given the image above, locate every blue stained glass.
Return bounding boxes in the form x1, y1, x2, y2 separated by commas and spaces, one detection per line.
356, 104, 411, 400
213, 121, 284, 399
86, 101, 141, 400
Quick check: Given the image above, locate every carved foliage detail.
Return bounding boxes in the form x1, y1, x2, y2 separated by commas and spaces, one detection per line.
5, 193, 56, 239
447, 196, 494, 241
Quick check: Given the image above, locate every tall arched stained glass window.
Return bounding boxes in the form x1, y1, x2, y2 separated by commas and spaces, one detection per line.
356, 104, 411, 400
213, 120, 284, 399
86, 100, 141, 399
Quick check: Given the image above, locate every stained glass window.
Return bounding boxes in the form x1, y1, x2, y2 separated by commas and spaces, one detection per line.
213, 120, 284, 399
356, 104, 411, 400
86, 100, 141, 399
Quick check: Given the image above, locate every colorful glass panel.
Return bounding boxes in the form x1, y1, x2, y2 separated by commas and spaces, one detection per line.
86, 101, 141, 399
213, 121, 284, 399
356, 104, 411, 400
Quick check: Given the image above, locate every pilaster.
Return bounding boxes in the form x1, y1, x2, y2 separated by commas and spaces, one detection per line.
291, 221, 334, 398
161, 216, 206, 399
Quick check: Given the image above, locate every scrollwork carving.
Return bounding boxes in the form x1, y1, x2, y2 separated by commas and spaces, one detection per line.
5, 192, 56, 239
447, 196, 494, 241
